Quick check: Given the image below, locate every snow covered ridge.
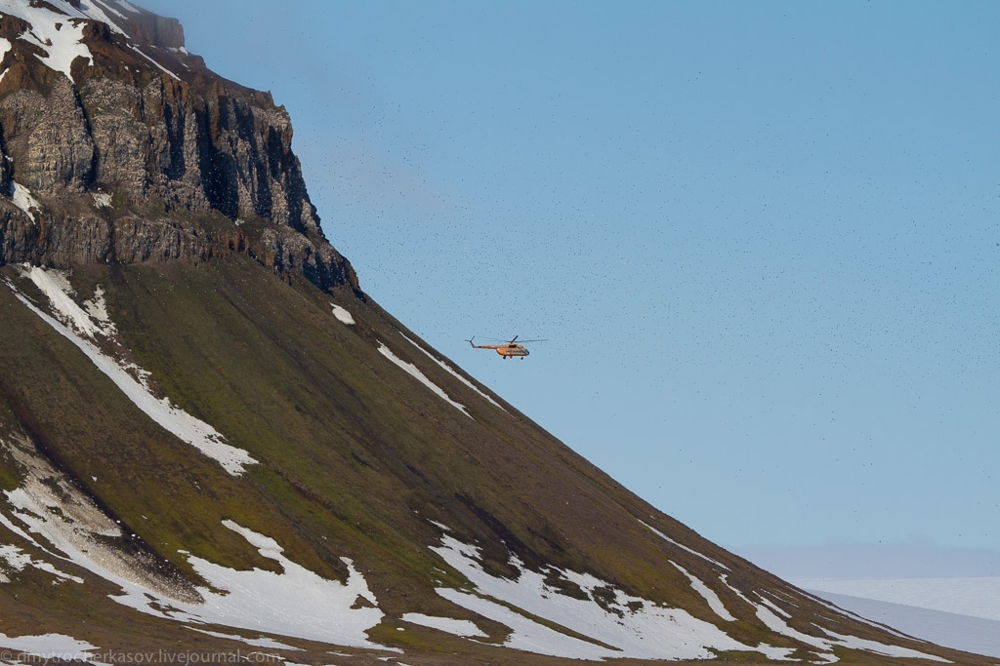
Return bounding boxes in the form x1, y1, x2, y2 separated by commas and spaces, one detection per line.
428, 526, 951, 663
5, 266, 257, 476
0, 0, 180, 82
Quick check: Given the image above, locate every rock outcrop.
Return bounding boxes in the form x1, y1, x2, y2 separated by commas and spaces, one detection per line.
0, 0, 358, 294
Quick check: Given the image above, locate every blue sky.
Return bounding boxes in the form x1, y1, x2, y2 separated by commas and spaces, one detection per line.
135, 1, 1000, 553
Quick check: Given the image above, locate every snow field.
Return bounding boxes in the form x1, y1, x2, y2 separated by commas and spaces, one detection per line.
0, 0, 93, 79
429, 531, 769, 661
111, 520, 388, 649
424, 525, 947, 663
400, 613, 486, 638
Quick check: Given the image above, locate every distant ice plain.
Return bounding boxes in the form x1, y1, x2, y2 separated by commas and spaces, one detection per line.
738, 542, 1000, 658
804, 589, 1000, 659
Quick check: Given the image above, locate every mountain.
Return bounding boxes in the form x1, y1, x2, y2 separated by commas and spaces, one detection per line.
0, 2, 987, 664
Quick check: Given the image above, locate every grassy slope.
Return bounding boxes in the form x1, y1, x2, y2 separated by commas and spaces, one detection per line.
0, 259, 988, 665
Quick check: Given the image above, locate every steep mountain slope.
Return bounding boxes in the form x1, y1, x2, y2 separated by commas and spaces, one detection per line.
0, 2, 988, 664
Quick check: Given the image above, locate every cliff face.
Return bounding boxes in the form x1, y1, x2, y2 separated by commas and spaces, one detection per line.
0, 0, 357, 294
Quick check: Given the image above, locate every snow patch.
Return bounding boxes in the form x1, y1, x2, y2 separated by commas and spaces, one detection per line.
7, 268, 256, 475
330, 303, 355, 325
399, 332, 506, 412
21, 19, 91, 79
109, 0, 141, 15
72, 0, 127, 33
0, 0, 126, 36
0, 544, 83, 584
377, 342, 471, 418
130, 44, 180, 80
0, 37, 10, 83
0, 0, 121, 79
8, 182, 41, 223
752, 643, 800, 661
91, 0, 129, 20
754, 602, 830, 651
114, 520, 389, 650
435, 587, 618, 659
0, 0, 184, 81
91, 191, 113, 208
669, 561, 735, 621
758, 593, 792, 619
20, 266, 106, 338
186, 627, 302, 650
83, 285, 116, 335
430, 532, 767, 661
0, 633, 97, 661
640, 519, 731, 571
401, 613, 486, 638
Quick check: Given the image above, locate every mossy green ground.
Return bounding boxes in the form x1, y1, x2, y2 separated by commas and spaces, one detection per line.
0, 259, 986, 665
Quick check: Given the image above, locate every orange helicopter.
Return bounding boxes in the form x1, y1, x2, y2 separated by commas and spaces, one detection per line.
467, 336, 546, 360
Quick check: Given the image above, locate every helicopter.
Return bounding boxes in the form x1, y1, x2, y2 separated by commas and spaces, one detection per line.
467, 336, 546, 360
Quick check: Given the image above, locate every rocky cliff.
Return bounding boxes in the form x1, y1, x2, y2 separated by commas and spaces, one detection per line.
0, 0, 357, 294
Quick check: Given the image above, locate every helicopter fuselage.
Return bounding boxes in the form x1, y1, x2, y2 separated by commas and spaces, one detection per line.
496, 345, 529, 358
